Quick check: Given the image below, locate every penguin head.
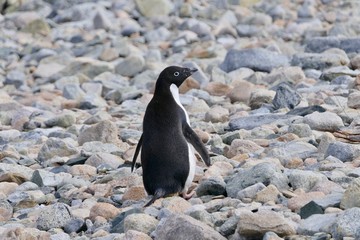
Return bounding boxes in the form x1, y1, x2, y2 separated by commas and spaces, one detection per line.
158, 66, 198, 87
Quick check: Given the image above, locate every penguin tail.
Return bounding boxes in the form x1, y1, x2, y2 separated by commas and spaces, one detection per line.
144, 189, 166, 207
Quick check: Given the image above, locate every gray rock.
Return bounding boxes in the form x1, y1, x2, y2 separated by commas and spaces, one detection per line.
0, 199, 13, 221
237, 210, 296, 238
31, 169, 72, 187
331, 207, 360, 239
85, 152, 125, 169
305, 37, 360, 54
36, 203, 72, 231
288, 123, 313, 138
185, 205, 214, 227
5, 70, 26, 88
297, 213, 337, 235
110, 208, 144, 233
63, 84, 86, 100
268, 141, 318, 162
44, 113, 76, 128
196, 177, 226, 197
154, 214, 226, 240
124, 213, 158, 235
287, 105, 326, 116
135, 0, 174, 17
220, 48, 289, 73
82, 141, 125, 155
236, 182, 266, 200
292, 48, 350, 70
229, 113, 301, 131
314, 192, 343, 209
79, 94, 108, 109
219, 215, 239, 236
304, 111, 344, 131
115, 55, 145, 77
226, 162, 288, 198
64, 218, 85, 234
145, 27, 171, 42
340, 178, 360, 209
37, 138, 79, 164
272, 83, 301, 110
348, 91, 360, 109
0, 163, 34, 180
93, 8, 112, 30
320, 66, 360, 81
78, 120, 119, 146
286, 169, 328, 192
49, 233, 71, 240
204, 106, 229, 123
325, 141, 360, 162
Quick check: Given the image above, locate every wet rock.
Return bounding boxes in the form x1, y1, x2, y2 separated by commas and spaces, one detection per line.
154, 214, 226, 240
220, 48, 289, 73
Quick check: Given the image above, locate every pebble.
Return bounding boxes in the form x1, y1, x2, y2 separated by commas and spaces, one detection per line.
1, 0, 359, 239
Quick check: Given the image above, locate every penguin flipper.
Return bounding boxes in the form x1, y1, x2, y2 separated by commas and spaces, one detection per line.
131, 134, 143, 172
183, 123, 211, 166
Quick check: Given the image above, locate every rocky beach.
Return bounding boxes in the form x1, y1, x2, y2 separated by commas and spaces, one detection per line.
1, 0, 360, 239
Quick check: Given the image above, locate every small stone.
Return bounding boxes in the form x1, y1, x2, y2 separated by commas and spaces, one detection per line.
237, 210, 296, 238
22, 18, 51, 36
227, 80, 254, 103
297, 213, 337, 236
286, 169, 328, 192
196, 177, 226, 197
304, 111, 344, 131
249, 89, 276, 109
348, 91, 360, 109
272, 83, 301, 110
124, 213, 158, 235
37, 138, 79, 165
115, 55, 145, 77
154, 214, 226, 240
0, 199, 13, 221
255, 184, 281, 203
122, 186, 147, 201
64, 218, 85, 234
220, 48, 289, 73
93, 8, 112, 30
124, 230, 152, 240
44, 113, 76, 128
89, 202, 121, 221
135, 0, 174, 17
36, 203, 72, 231
236, 182, 266, 200
219, 215, 239, 236
340, 178, 360, 209
330, 208, 360, 239
300, 201, 324, 219
204, 106, 229, 123
288, 124, 313, 138
78, 120, 120, 146
162, 197, 192, 214
227, 139, 264, 158
287, 192, 326, 212
325, 141, 360, 162
204, 82, 232, 96
85, 152, 125, 169
5, 70, 26, 88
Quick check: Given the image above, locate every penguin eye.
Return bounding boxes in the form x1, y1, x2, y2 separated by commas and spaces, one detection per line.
174, 72, 179, 77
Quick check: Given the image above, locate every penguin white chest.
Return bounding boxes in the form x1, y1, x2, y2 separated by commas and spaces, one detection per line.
170, 84, 196, 191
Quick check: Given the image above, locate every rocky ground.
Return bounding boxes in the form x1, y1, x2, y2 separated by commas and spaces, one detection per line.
1, 0, 360, 239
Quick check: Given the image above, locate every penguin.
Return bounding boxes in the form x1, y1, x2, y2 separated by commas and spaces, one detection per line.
131, 66, 210, 207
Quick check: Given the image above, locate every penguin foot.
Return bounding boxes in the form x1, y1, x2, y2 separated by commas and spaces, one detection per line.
181, 190, 195, 200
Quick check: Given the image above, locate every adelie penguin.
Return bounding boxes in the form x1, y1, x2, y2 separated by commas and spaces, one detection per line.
131, 66, 211, 207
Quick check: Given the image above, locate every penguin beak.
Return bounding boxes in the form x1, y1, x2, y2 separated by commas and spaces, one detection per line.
183, 68, 198, 78
189, 68, 198, 74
